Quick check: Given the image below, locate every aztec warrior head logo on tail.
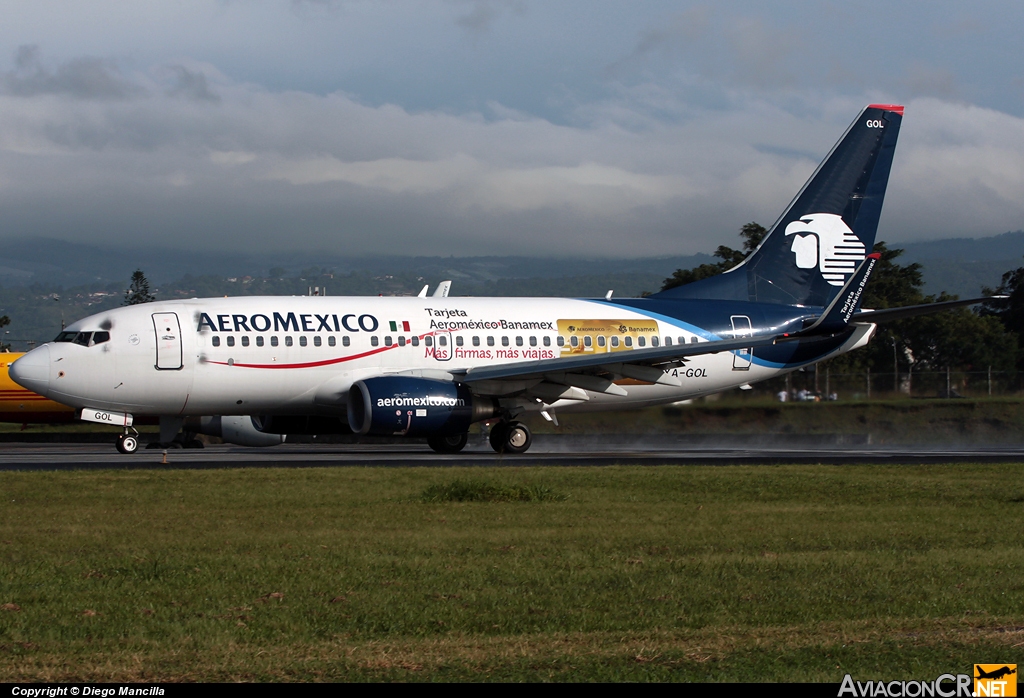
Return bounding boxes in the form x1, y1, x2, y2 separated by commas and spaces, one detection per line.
785, 213, 867, 287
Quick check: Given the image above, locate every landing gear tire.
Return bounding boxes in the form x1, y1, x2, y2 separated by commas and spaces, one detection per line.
489, 421, 532, 454
116, 434, 139, 454
427, 432, 469, 454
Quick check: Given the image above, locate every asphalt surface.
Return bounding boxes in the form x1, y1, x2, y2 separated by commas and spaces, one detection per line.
3, 436, 1024, 469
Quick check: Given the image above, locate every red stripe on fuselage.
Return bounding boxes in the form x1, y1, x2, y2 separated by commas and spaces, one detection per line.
207, 341, 401, 369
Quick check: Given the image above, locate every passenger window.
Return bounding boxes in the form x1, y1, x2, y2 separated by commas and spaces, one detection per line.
73, 332, 92, 346
212, 336, 221, 347
487, 336, 495, 347
342, 336, 350, 346
439, 336, 447, 346
516, 336, 523, 347
557, 336, 564, 347
271, 336, 279, 347
690, 336, 699, 344
411, 337, 419, 347
226, 336, 235, 347
624, 337, 633, 347
328, 336, 336, 347
371, 336, 379, 347
241, 336, 250, 347
664, 336, 672, 346
597, 336, 606, 347
501, 336, 509, 347
543, 336, 551, 347
398, 336, 406, 347
584, 336, 592, 348
637, 336, 646, 348
385, 336, 392, 346
611, 336, 619, 348
314, 336, 322, 347
570, 336, 579, 348
285, 336, 293, 347
299, 336, 308, 347
92, 331, 110, 345
425, 336, 433, 347
455, 336, 463, 347
529, 336, 537, 347
652, 336, 659, 347
472, 336, 480, 346
256, 336, 264, 347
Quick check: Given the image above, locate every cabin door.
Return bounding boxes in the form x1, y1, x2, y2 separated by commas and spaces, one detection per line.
152, 312, 183, 370
730, 315, 752, 371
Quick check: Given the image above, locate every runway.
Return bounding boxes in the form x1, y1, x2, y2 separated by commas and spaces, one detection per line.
3, 435, 1024, 469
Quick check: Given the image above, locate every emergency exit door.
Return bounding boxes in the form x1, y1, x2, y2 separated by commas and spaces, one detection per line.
153, 312, 183, 370
730, 315, 752, 371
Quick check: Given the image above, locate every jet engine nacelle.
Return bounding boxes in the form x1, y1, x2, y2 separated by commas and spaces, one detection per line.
194, 415, 286, 447
347, 376, 496, 437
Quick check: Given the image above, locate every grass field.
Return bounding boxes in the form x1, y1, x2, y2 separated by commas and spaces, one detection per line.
1, 464, 1022, 682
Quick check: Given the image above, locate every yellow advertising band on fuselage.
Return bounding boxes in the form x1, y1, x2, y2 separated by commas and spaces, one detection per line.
557, 319, 660, 355
0, 353, 75, 423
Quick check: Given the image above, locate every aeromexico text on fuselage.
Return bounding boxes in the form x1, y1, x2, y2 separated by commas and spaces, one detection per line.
195, 311, 554, 334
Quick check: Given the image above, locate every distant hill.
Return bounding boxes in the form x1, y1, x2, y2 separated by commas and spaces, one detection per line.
1, 229, 1023, 346
897, 230, 1024, 297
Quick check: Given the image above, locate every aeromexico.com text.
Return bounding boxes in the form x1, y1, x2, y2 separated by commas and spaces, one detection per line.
376, 396, 466, 408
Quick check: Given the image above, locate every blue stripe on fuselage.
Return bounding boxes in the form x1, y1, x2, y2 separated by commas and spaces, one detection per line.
585, 298, 846, 369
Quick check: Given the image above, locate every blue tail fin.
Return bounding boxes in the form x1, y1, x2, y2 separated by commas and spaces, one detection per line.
653, 104, 903, 307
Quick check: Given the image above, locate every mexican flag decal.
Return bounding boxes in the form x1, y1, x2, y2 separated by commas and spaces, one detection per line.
389, 320, 411, 332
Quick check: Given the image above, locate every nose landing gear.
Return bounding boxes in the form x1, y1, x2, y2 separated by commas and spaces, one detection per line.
115, 428, 140, 454
488, 420, 532, 454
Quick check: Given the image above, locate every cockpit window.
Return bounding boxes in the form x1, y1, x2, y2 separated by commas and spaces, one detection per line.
54, 330, 109, 346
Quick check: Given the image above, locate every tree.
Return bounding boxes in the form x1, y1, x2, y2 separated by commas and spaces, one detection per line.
0, 314, 9, 352
982, 260, 1024, 369
124, 269, 155, 305
661, 222, 767, 291
826, 242, 1016, 378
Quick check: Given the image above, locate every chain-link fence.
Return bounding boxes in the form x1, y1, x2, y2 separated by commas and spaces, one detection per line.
755, 367, 1022, 402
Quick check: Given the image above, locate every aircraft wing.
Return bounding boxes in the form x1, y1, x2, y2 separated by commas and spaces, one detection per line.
851, 295, 1007, 324
458, 333, 784, 395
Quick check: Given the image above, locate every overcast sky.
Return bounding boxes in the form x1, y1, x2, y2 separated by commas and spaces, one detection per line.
1, 0, 1023, 258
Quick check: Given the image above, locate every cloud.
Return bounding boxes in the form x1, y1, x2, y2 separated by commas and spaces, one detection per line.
166, 65, 220, 103
1, 45, 141, 100
0, 44, 1023, 258
452, 0, 526, 33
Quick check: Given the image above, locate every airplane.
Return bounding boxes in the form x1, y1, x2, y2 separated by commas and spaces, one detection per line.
975, 666, 1016, 681
9, 104, 999, 455
1, 351, 283, 447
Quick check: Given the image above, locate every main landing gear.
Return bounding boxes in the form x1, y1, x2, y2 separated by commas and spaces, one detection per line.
488, 420, 532, 454
427, 432, 469, 453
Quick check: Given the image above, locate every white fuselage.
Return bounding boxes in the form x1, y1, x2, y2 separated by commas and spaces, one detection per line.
17, 295, 874, 418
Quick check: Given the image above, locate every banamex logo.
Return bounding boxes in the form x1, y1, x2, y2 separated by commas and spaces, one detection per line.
784, 213, 866, 286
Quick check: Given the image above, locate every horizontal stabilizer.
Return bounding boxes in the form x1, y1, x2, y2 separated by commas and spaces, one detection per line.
851, 296, 1007, 324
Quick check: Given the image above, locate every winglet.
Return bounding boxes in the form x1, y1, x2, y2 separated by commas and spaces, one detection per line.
797, 253, 880, 335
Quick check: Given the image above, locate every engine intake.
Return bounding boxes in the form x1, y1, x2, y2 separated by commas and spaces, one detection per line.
348, 376, 496, 436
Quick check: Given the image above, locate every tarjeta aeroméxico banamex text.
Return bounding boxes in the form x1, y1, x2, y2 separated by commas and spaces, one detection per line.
10, 104, 997, 454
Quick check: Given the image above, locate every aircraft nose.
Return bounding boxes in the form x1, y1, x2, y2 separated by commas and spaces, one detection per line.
9, 345, 51, 396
